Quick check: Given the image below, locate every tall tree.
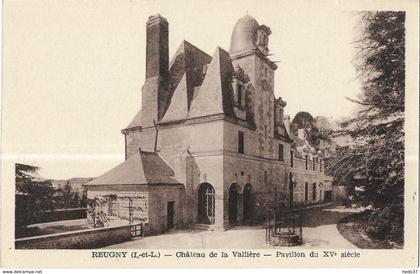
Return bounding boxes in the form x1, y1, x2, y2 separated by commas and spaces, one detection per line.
15, 163, 39, 186
15, 163, 55, 227
327, 11, 405, 243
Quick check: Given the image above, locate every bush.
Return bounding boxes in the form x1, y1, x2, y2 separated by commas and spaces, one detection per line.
366, 206, 404, 245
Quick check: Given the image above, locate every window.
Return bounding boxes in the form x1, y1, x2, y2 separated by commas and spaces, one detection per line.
304, 182, 308, 202
238, 131, 244, 154
305, 155, 308, 170
289, 172, 294, 202
320, 160, 323, 172
237, 84, 242, 107
278, 144, 284, 161
313, 183, 317, 201
290, 151, 294, 167
264, 125, 267, 138
108, 195, 118, 216
264, 170, 267, 184
313, 157, 316, 171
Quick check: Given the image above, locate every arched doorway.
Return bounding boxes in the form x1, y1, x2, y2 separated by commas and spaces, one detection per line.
228, 183, 239, 225
243, 183, 253, 224
197, 183, 215, 224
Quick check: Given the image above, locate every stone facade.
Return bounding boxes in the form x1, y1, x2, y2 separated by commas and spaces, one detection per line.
85, 14, 332, 233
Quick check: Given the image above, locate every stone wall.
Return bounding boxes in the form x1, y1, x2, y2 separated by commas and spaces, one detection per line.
147, 185, 185, 234
153, 120, 225, 228
15, 225, 132, 249
291, 157, 330, 204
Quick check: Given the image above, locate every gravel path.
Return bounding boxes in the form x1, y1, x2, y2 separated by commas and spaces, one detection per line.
108, 205, 359, 249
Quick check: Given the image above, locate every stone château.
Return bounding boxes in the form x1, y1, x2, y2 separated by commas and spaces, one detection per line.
84, 14, 332, 234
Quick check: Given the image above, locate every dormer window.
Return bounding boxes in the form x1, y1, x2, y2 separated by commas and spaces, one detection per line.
232, 65, 249, 111
237, 84, 242, 107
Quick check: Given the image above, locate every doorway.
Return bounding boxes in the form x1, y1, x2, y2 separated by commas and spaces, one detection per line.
167, 201, 175, 229
229, 184, 239, 225
243, 184, 253, 223
197, 183, 215, 224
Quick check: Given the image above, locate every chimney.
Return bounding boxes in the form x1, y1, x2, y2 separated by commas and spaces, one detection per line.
298, 128, 305, 140
283, 115, 291, 135
146, 14, 169, 84
142, 14, 169, 127
274, 98, 286, 127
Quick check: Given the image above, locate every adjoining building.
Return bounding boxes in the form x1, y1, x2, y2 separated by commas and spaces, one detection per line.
84, 14, 332, 234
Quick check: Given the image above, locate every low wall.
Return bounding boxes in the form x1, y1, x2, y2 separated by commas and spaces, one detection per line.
15, 225, 132, 249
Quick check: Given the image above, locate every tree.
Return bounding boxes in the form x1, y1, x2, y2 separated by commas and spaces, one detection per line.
54, 181, 83, 208
15, 163, 39, 186
291, 112, 335, 154
327, 11, 405, 244
291, 111, 315, 136
15, 163, 55, 227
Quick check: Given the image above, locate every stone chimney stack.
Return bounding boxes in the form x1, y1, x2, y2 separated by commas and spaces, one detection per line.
146, 14, 169, 83
142, 14, 169, 127
274, 98, 286, 127
298, 128, 306, 140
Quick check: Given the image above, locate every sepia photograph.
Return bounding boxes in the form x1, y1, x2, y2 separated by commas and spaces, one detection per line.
1, 0, 418, 268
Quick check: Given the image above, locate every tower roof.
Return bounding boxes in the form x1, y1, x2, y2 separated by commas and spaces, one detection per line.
229, 14, 259, 55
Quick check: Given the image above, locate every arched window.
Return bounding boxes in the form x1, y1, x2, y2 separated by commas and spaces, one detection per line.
197, 183, 215, 224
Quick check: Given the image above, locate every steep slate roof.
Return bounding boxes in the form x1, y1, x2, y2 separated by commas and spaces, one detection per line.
85, 151, 181, 186
161, 74, 189, 122
161, 41, 212, 122
188, 47, 236, 118
126, 43, 238, 125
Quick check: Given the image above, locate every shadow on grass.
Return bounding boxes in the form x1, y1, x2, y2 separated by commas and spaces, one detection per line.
16, 223, 90, 239
301, 207, 356, 227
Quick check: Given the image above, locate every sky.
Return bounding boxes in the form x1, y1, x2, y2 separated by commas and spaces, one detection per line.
4, 0, 363, 179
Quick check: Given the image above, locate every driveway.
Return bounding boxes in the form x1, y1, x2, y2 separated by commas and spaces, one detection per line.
108, 205, 359, 249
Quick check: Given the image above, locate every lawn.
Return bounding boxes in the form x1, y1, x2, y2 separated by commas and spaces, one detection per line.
337, 212, 403, 249
16, 219, 91, 239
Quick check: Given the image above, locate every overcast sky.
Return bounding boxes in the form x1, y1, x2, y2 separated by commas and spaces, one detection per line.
4, 0, 363, 179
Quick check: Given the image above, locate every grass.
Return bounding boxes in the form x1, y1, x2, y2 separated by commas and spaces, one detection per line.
337, 212, 403, 249
16, 219, 91, 239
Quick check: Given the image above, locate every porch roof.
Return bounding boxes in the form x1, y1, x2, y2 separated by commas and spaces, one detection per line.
85, 150, 181, 186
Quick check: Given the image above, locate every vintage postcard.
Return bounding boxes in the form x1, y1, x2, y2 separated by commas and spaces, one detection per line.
1, 0, 418, 268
